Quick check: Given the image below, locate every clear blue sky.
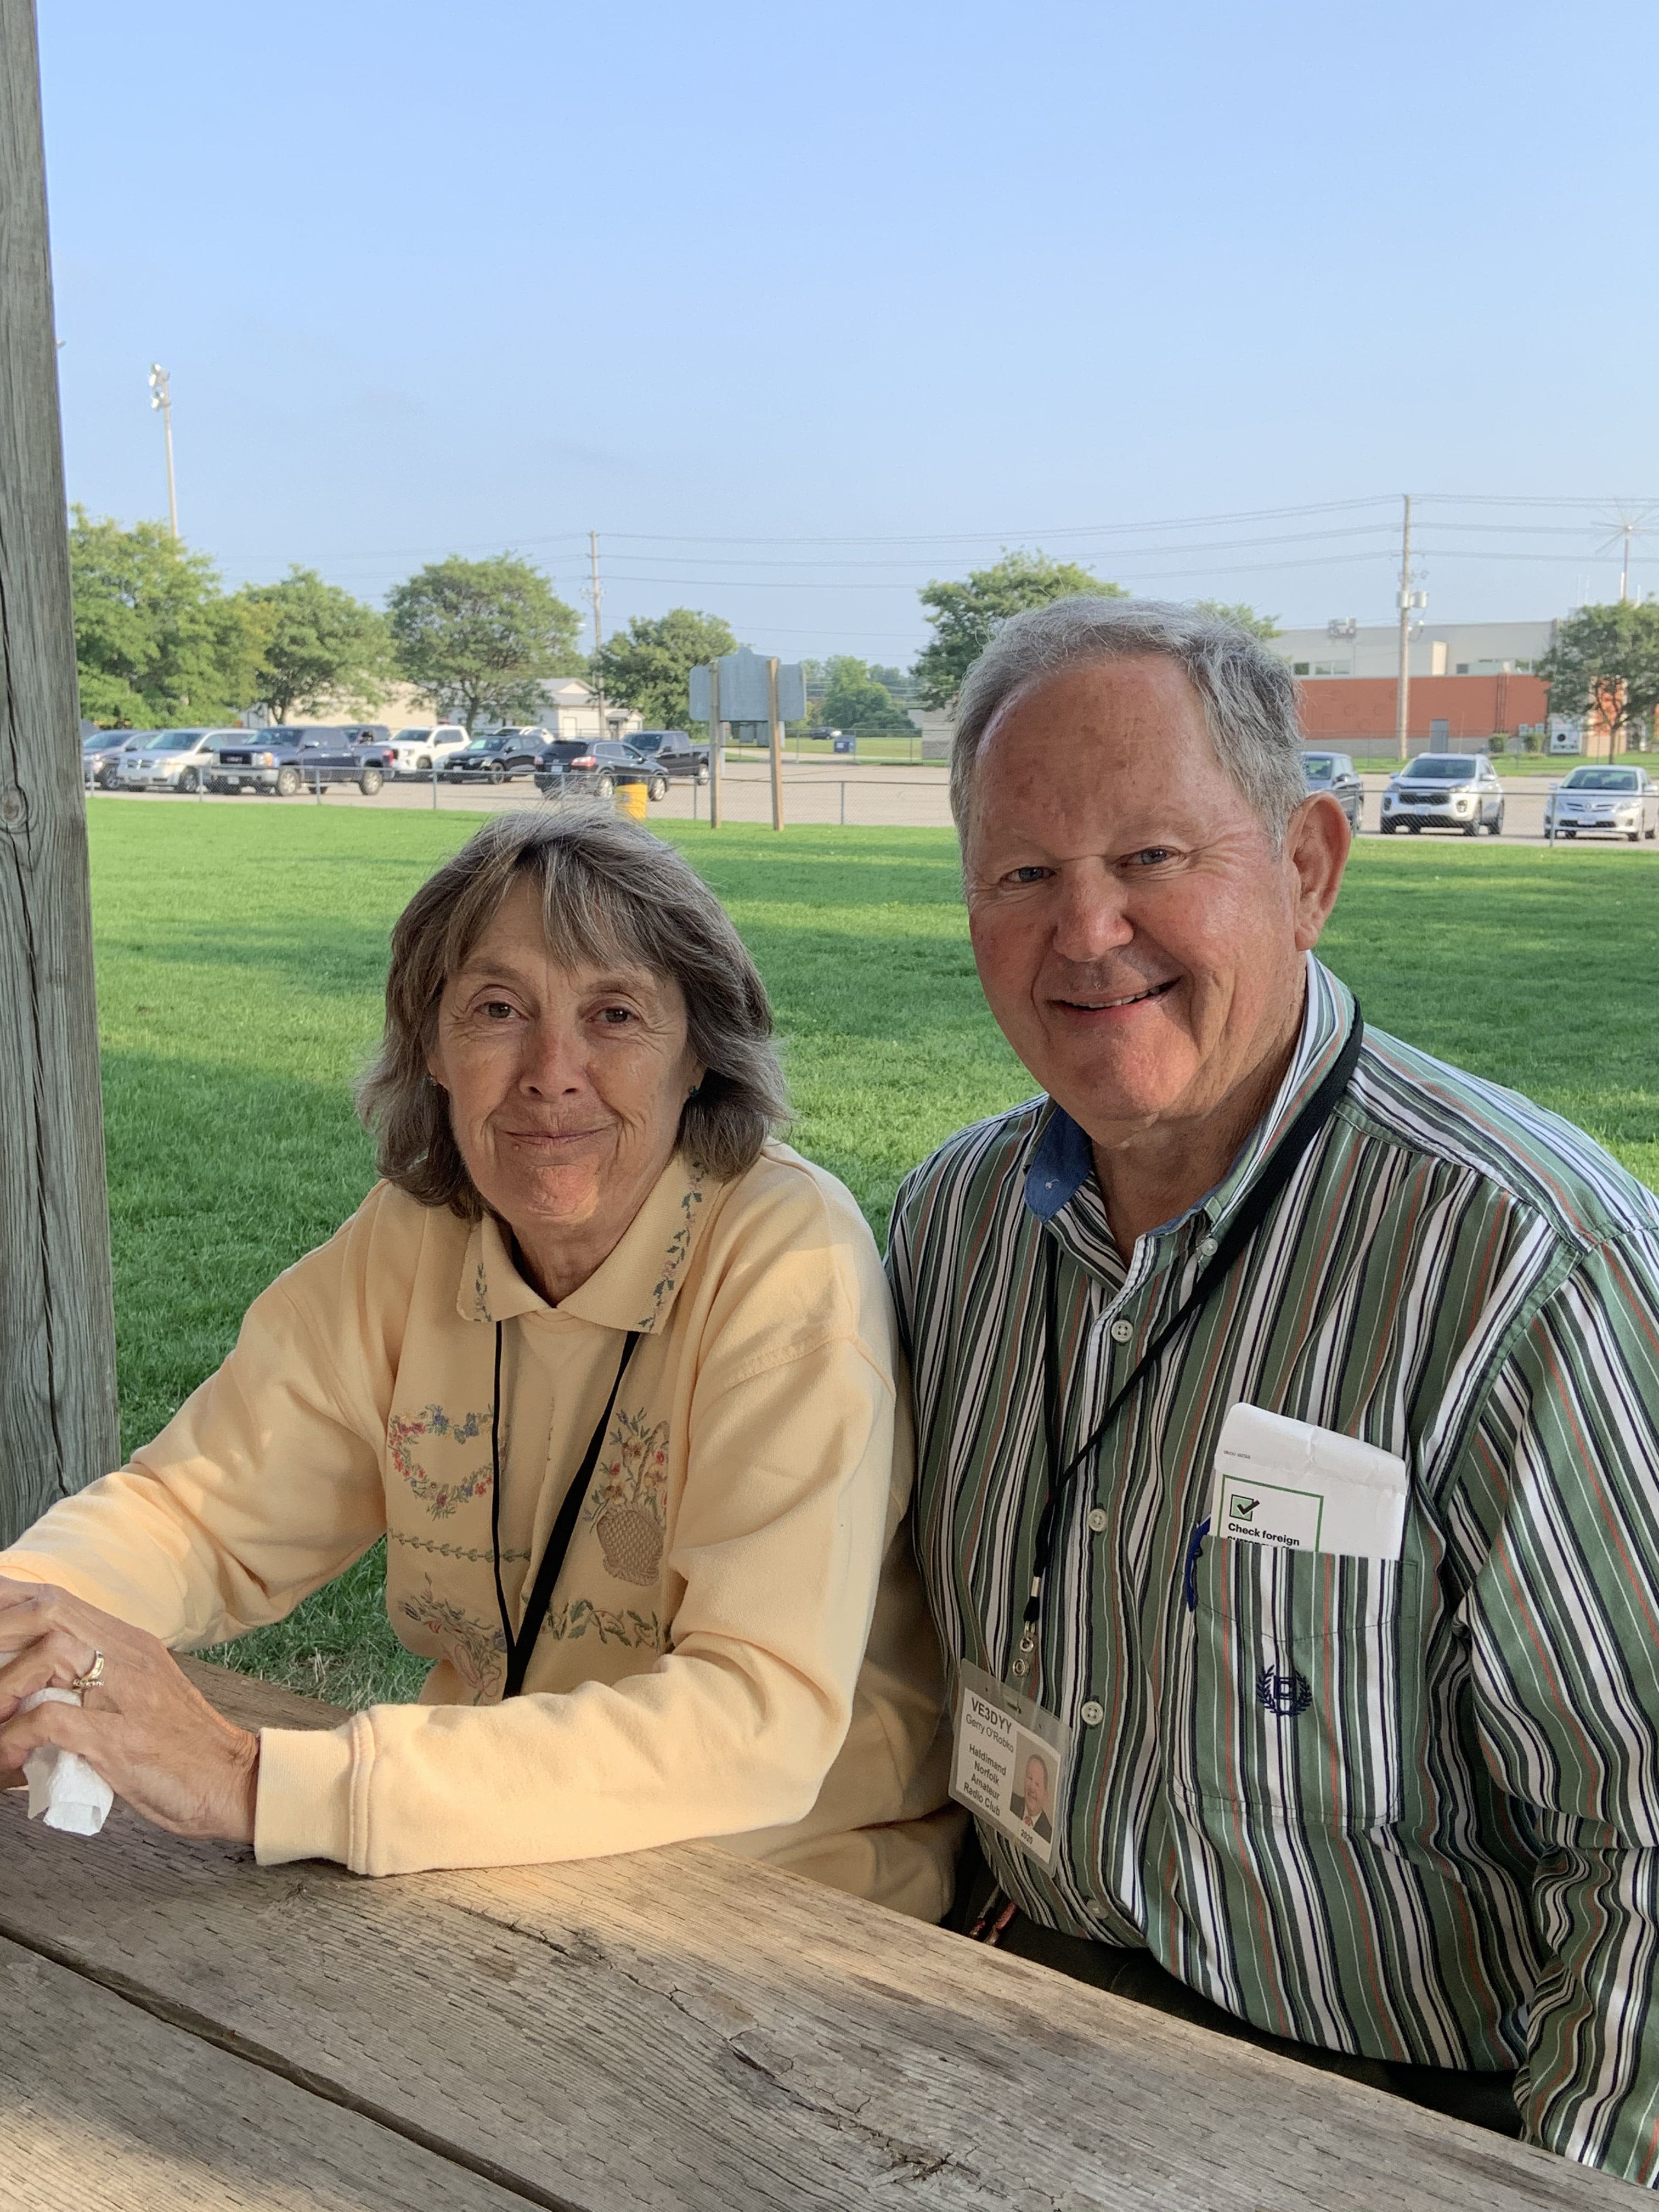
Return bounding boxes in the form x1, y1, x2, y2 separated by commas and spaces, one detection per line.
37, 0, 1659, 661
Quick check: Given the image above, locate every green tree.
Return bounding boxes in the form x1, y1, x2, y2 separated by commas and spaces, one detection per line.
820, 655, 914, 733
912, 549, 1125, 709
69, 508, 251, 726
594, 607, 738, 732
1539, 601, 1659, 757
233, 566, 391, 723
387, 554, 583, 727
1193, 600, 1280, 641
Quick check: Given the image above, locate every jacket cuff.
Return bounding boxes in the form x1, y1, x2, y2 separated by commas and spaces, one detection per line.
253, 1720, 360, 1867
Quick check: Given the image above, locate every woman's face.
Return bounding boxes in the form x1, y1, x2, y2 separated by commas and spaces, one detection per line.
427, 878, 703, 1300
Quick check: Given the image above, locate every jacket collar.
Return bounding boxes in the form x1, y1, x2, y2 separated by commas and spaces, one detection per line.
1022, 953, 1356, 1241
459, 1153, 711, 1333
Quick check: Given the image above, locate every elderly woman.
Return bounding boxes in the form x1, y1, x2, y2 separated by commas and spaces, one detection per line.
0, 811, 956, 1917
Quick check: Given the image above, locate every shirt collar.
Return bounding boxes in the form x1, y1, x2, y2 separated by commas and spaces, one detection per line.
1022, 954, 1356, 1240
458, 1152, 712, 1333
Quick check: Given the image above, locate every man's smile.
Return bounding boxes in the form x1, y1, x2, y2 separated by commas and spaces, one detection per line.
1051, 978, 1178, 1014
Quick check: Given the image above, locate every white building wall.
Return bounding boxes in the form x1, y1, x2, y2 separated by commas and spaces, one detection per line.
1271, 618, 1555, 680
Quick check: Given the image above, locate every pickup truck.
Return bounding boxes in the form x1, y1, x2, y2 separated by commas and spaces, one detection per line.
628, 730, 711, 786
206, 725, 393, 797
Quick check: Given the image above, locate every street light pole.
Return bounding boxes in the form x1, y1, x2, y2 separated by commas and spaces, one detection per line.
148, 363, 177, 538
1394, 494, 1412, 763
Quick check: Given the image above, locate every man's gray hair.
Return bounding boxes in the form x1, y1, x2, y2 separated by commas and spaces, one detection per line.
359, 807, 788, 1214
950, 597, 1307, 844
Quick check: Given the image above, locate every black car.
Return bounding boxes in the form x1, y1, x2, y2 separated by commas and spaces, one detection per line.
206, 726, 392, 797
534, 738, 668, 800
627, 730, 711, 786
1302, 750, 1363, 831
442, 730, 548, 785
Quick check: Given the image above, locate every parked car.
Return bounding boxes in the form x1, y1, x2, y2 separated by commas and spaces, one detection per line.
1379, 754, 1504, 836
83, 731, 145, 789
116, 728, 230, 794
206, 726, 390, 797
1544, 764, 1659, 843
383, 724, 471, 778
626, 730, 712, 786
1302, 750, 1363, 831
442, 730, 548, 785
534, 738, 670, 800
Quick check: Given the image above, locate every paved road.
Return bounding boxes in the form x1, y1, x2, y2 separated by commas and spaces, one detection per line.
95, 766, 1658, 847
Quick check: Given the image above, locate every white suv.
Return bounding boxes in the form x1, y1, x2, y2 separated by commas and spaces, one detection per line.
383, 725, 471, 778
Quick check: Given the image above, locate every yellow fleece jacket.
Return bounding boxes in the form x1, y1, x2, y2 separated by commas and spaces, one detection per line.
1, 1144, 960, 1917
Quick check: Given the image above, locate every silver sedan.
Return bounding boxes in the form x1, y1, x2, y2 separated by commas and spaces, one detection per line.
1544, 765, 1659, 843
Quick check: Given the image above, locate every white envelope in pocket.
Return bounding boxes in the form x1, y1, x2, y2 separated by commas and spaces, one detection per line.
1210, 1403, 1408, 1561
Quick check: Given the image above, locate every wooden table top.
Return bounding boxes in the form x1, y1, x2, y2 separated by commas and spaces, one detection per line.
0, 1660, 1637, 2210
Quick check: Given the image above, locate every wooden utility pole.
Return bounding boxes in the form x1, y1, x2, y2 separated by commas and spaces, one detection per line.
1393, 493, 1412, 763
0, 0, 120, 1544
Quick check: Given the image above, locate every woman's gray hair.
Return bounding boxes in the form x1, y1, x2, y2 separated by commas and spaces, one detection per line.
950, 597, 1307, 846
358, 808, 788, 1216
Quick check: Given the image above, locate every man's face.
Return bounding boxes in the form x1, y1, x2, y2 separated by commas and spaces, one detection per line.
962, 656, 1344, 1143
1023, 1756, 1050, 1819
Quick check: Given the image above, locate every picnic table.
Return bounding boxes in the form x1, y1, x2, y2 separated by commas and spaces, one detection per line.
0, 1663, 1638, 2211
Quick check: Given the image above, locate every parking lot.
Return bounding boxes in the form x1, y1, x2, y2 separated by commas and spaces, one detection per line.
89, 763, 1659, 844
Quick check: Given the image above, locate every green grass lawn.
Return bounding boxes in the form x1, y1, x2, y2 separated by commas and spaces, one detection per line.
86, 799, 1659, 1703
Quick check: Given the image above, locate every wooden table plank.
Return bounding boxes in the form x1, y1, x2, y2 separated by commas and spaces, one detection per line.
0, 1929, 532, 2211
0, 1661, 1636, 2211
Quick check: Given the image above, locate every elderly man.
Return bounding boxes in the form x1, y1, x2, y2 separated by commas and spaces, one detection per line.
888, 597, 1659, 2177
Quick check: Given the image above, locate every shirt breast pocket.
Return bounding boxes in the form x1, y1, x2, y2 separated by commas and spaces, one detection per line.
1174, 1536, 1424, 1833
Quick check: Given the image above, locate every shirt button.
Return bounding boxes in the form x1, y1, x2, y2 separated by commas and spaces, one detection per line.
1087, 1507, 1108, 1533
1196, 1235, 1217, 1259
1109, 1318, 1133, 1343
1080, 1700, 1105, 1725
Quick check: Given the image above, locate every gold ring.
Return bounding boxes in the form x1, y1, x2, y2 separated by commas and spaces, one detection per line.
69, 1651, 104, 1694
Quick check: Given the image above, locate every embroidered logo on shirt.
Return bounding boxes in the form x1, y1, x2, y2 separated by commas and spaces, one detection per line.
387, 1405, 492, 1519
1256, 1665, 1313, 1718
584, 1407, 670, 1585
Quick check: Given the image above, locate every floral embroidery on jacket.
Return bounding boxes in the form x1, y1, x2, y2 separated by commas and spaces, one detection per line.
583, 1406, 670, 1585
634, 1178, 705, 1329
399, 1578, 506, 1698
544, 1596, 663, 1650
387, 1405, 491, 1519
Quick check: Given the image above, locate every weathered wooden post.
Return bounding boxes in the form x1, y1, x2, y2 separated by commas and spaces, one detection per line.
0, 0, 120, 1543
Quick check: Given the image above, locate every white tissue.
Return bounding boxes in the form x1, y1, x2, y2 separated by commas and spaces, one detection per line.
18, 1686, 113, 1838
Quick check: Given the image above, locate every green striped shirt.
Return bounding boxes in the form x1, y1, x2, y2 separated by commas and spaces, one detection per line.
888, 956, 1659, 2180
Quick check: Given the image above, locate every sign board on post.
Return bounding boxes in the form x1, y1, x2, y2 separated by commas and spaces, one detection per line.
690, 653, 806, 832
690, 653, 805, 726
1548, 715, 1583, 756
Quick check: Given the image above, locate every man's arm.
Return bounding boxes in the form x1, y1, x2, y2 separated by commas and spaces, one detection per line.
1458, 1237, 1659, 2176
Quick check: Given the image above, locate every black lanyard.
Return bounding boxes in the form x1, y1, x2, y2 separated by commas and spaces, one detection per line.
489, 1320, 640, 1699
1013, 1013, 1364, 1686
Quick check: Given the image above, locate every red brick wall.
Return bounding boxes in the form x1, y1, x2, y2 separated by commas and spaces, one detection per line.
1296, 674, 1548, 746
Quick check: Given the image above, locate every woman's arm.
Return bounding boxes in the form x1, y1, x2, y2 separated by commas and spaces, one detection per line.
0, 1208, 400, 1649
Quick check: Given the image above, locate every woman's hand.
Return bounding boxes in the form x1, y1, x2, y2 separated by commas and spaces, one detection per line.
0, 1578, 258, 1844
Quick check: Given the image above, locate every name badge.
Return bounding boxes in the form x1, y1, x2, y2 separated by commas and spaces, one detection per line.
1210, 1403, 1408, 1561
950, 1661, 1074, 1867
